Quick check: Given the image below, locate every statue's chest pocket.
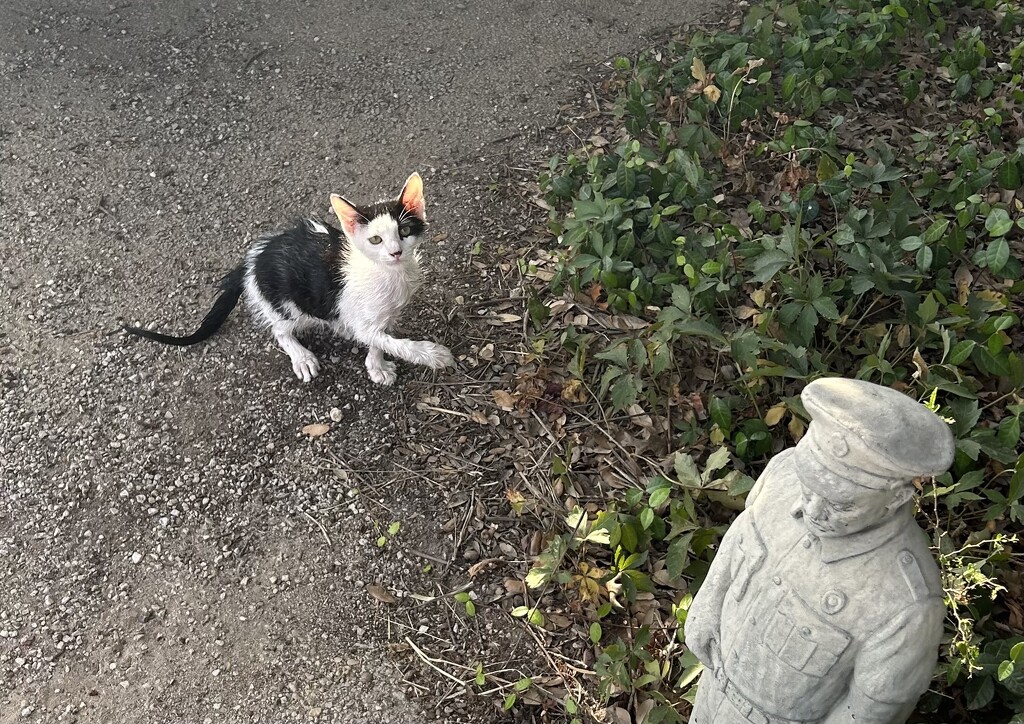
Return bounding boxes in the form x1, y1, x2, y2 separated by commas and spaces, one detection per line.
761, 590, 852, 677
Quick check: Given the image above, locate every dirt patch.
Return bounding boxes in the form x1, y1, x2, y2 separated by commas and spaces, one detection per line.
0, 1, 725, 722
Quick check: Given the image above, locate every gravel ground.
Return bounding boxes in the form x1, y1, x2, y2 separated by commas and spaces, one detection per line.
0, 1, 720, 722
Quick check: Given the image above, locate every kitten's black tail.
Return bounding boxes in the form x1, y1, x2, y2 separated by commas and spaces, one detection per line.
124, 266, 245, 346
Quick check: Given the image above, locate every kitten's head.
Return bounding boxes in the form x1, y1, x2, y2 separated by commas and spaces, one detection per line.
329, 172, 427, 265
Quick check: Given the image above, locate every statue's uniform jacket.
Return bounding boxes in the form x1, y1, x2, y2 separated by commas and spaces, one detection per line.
686, 449, 946, 724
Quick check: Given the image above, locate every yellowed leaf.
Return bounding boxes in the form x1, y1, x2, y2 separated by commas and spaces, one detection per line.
703, 84, 722, 103
764, 404, 787, 427
788, 415, 806, 441
302, 423, 331, 438
365, 584, 397, 604
560, 378, 586, 403
691, 57, 707, 83
506, 488, 527, 515
751, 289, 766, 307
955, 265, 973, 305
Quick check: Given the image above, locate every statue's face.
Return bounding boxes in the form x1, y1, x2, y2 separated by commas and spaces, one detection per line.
797, 482, 900, 538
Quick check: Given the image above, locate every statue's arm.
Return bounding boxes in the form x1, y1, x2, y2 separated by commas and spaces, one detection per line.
683, 520, 740, 670
822, 599, 945, 724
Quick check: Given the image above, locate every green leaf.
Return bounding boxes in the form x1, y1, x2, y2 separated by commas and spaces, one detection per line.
985, 208, 1013, 237
916, 244, 933, 271
666, 532, 694, 579
922, 218, 950, 244
710, 396, 732, 431
475, 663, 486, 686
918, 292, 939, 324
1012, 641, 1024, 661
465, 600, 476, 617
515, 677, 533, 693
589, 622, 602, 643
965, 673, 994, 710
749, 249, 792, 284
999, 660, 1015, 681
997, 160, 1022, 190
702, 446, 731, 482
727, 473, 756, 496
671, 284, 692, 312
649, 487, 671, 509
388, 521, 401, 536
948, 340, 976, 365
454, 591, 471, 603
503, 694, 517, 710
811, 295, 839, 321
816, 154, 838, 181
610, 375, 639, 411
674, 452, 701, 488
988, 238, 1010, 273
954, 73, 972, 97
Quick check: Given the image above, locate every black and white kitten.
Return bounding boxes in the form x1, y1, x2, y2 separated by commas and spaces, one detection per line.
125, 172, 454, 386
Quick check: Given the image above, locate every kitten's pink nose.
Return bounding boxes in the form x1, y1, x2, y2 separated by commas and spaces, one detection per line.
390, 250, 402, 260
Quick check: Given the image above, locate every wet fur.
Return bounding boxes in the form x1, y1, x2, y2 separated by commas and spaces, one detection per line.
125, 174, 454, 385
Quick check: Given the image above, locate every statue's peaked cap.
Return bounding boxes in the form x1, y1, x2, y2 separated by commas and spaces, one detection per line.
800, 378, 955, 488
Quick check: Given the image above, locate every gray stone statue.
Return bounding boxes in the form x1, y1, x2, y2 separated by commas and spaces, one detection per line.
685, 377, 955, 724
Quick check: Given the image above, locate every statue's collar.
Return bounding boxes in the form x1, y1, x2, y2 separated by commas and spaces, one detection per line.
789, 501, 910, 563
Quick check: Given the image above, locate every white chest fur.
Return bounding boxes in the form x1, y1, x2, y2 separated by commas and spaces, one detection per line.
336, 247, 424, 336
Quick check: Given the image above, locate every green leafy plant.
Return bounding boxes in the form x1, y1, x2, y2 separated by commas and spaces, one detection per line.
527, 0, 1024, 720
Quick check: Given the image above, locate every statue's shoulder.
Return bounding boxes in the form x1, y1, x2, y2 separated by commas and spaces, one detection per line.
746, 447, 799, 510
876, 525, 943, 605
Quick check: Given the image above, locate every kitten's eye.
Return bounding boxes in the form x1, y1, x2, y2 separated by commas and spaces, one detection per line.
398, 224, 412, 238
368, 235, 383, 245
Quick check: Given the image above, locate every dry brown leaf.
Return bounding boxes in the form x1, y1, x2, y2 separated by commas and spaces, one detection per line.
488, 313, 522, 325
467, 557, 505, 577
605, 706, 632, 724
366, 584, 397, 604
302, 423, 330, 438
912, 348, 929, 380
470, 410, 490, 425
636, 698, 657, 724
503, 578, 526, 596
492, 390, 516, 409
478, 342, 495, 360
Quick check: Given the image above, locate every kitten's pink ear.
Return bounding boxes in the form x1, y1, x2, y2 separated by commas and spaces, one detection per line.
399, 172, 426, 219
330, 194, 362, 238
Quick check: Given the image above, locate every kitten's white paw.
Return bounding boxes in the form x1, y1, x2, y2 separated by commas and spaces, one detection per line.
413, 341, 455, 370
291, 352, 321, 382
367, 360, 397, 386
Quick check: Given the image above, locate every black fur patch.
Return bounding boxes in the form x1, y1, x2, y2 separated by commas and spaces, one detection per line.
254, 219, 346, 321
358, 200, 427, 238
